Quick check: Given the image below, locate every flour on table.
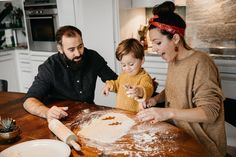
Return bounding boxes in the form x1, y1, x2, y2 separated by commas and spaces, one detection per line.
78, 112, 135, 143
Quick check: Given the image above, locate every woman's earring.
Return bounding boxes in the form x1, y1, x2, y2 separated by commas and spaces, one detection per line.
174, 46, 179, 52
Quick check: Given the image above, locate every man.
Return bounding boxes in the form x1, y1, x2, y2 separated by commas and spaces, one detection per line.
23, 25, 117, 121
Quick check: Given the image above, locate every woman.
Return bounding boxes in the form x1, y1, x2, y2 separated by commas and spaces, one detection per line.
137, 1, 226, 157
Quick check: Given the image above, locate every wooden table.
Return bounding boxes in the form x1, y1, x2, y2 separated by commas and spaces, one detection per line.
0, 92, 207, 157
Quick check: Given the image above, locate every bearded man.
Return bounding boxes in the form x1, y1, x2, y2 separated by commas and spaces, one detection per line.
23, 25, 117, 121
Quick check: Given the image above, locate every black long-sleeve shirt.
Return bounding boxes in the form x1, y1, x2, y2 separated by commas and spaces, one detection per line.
25, 48, 117, 104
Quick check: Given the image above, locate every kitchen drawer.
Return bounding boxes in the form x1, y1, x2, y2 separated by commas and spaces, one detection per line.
143, 61, 168, 69
19, 70, 33, 92
143, 55, 168, 93
18, 52, 30, 60
0, 51, 14, 62
214, 59, 236, 74
214, 58, 236, 99
19, 60, 31, 69
221, 79, 236, 99
145, 55, 165, 62
144, 67, 167, 75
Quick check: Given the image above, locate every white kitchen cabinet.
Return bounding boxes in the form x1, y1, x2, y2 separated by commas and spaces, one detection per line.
143, 55, 168, 93
15, 50, 55, 93
0, 50, 19, 92
214, 59, 236, 99
30, 51, 55, 79
73, 0, 120, 107
15, 49, 32, 93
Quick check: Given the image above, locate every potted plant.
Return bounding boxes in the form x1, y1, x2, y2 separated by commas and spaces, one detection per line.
0, 117, 21, 143
138, 25, 148, 50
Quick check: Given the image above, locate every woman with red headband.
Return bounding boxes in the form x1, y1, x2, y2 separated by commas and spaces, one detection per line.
137, 1, 226, 157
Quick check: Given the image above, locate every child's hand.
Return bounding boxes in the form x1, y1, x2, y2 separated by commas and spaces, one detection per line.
139, 97, 157, 109
102, 84, 110, 96
124, 85, 143, 99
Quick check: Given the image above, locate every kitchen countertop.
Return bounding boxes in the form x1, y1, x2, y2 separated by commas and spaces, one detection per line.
145, 49, 236, 60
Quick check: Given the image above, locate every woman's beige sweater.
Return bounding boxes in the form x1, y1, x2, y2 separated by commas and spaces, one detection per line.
165, 51, 226, 157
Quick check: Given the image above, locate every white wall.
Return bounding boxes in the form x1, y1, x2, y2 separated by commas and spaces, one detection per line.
57, 0, 76, 26
119, 7, 146, 41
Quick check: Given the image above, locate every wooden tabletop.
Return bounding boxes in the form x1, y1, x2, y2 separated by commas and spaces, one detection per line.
0, 92, 207, 157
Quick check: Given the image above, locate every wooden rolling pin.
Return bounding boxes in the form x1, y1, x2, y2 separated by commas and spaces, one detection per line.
48, 119, 81, 151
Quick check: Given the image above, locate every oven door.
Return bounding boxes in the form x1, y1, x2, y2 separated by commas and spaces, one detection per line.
26, 15, 58, 52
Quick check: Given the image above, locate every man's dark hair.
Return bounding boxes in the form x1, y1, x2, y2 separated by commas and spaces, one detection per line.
56, 25, 82, 45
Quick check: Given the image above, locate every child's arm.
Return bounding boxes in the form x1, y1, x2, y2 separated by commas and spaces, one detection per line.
125, 75, 154, 100
102, 78, 120, 96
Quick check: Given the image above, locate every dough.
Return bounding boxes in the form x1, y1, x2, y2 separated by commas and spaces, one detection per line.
78, 112, 135, 143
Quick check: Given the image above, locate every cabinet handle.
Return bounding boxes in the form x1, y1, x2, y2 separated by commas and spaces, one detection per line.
0, 53, 11, 57
22, 70, 31, 73
0, 58, 12, 62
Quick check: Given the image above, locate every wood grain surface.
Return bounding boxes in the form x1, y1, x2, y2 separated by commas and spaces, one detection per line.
0, 92, 207, 157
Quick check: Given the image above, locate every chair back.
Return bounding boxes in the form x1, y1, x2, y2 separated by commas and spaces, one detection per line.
0, 79, 8, 92
224, 98, 236, 127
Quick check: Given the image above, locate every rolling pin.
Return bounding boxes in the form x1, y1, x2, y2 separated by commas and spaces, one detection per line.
48, 119, 81, 151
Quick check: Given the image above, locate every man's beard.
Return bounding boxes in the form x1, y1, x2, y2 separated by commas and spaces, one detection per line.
62, 52, 85, 71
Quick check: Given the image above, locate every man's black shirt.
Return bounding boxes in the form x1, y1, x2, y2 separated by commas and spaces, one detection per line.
26, 48, 117, 104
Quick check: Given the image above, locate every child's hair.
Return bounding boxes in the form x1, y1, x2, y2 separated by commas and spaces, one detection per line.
116, 38, 144, 61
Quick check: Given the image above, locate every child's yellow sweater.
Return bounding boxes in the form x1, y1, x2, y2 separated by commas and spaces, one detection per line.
106, 68, 154, 112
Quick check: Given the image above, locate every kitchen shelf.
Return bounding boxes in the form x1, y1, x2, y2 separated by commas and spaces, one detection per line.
0, 27, 27, 49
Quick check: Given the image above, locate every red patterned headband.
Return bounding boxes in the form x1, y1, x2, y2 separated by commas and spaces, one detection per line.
149, 15, 185, 37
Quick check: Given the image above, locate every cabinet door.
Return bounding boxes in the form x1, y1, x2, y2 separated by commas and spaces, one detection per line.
214, 59, 236, 99
76, 0, 119, 107
30, 51, 55, 78
15, 49, 32, 93
57, 0, 76, 26
0, 51, 19, 92
143, 55, 168, 93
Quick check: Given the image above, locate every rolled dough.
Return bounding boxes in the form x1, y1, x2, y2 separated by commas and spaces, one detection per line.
78, 112, 135, 143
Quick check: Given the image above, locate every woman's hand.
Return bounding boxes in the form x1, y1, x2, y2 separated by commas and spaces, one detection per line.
139, 97, 157, 109
137, 107, 174, 124
46, 106, 68, 122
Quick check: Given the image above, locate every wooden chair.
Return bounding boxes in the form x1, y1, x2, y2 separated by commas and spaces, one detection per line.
0, 79, 8, 92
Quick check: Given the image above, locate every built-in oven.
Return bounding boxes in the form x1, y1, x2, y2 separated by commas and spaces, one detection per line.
24, 0, 58, 52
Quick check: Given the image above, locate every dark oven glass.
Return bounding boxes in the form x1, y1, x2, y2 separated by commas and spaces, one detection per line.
29, 15, 55, 41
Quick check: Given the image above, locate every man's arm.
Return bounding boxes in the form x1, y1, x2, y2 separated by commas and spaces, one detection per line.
23, 97, 49, 118
23, 97, 68, 121
93, 51, 117, 82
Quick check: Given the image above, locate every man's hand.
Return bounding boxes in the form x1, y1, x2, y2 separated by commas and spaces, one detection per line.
46, 106, 68, 122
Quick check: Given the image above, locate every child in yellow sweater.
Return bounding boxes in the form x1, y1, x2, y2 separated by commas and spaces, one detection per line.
102, 38, 154, 112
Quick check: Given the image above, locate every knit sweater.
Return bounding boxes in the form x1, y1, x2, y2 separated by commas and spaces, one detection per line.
106, 68, 154, 112
165, 51, 226, 157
